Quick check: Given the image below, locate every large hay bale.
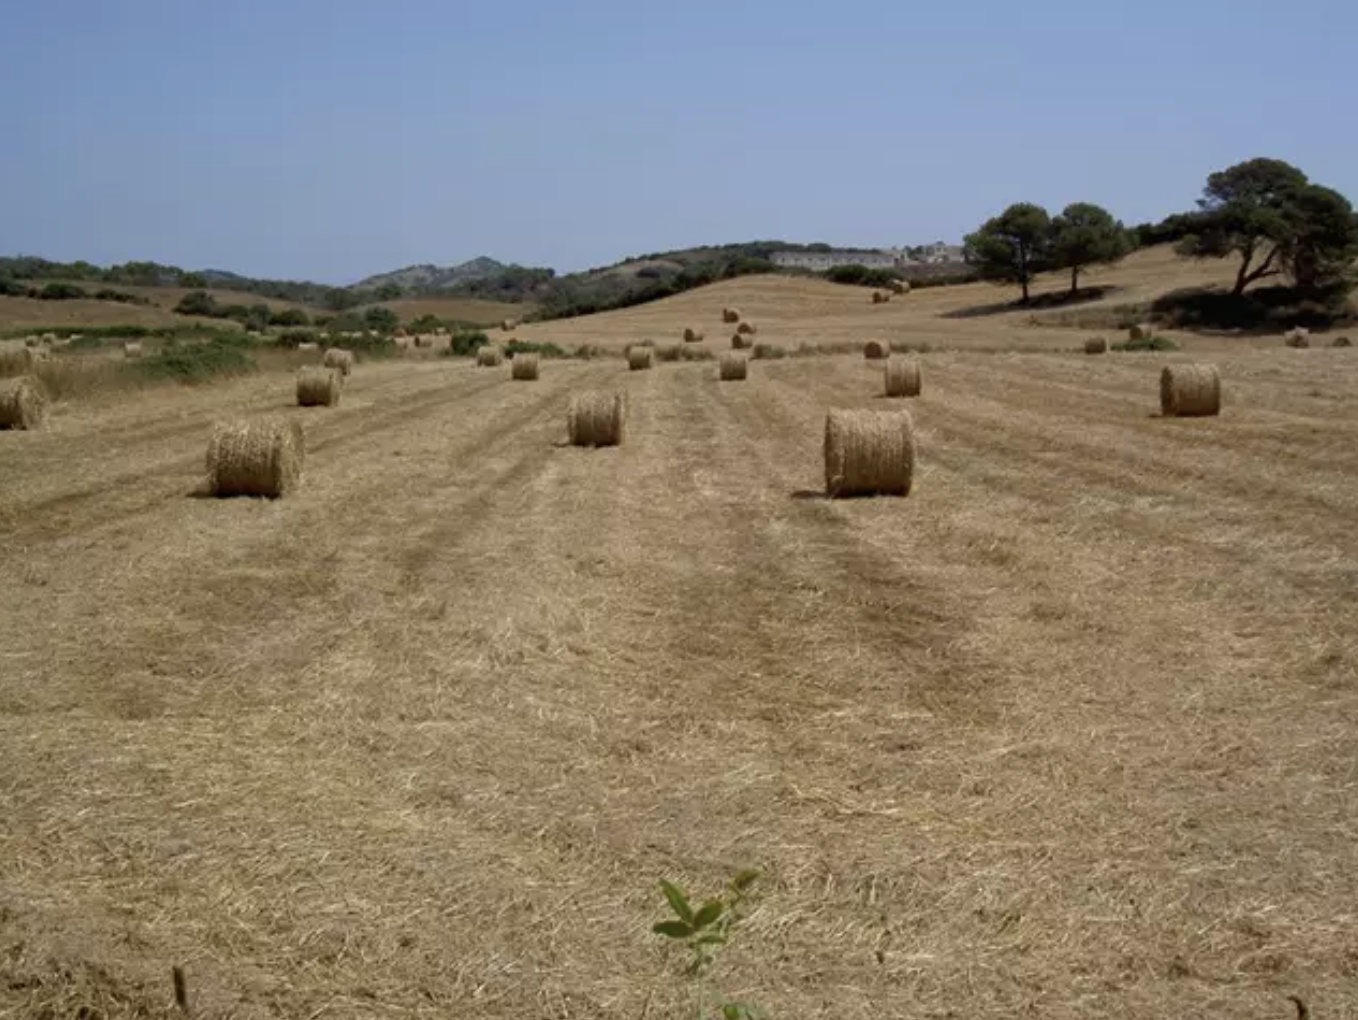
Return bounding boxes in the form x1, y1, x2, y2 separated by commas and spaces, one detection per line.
322, 348, 354, 377
123, 340, 143, 359
722, 307, 741, 324
501, 318, 518, 332
477, 345, 504, 367
863, 339, 889, 360
887, 279, 909, 295
567, 390, 625, 447
1084, 336, 1108, 354
296, 366, 342, 407
683, 327, 704, 343
297, 341, 320, 353
736, 321, 757, 336
1284, 327, 1310, 349
206, 418, 304, 498
0, 377, 48, 431
731, 333, 752, 350
719, 352, 748, 381
1129, 322, 1154, 341
824, 409, 916, 498
1160, 364, 1221, 418
884, 356, 921, 397
871, 290, 889, 304
627, 346, 654, 371
511, 352, 540, 380
414, 334, 433, 349
22, 336, 39, 349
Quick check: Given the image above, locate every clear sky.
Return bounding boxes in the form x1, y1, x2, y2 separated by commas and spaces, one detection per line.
1, 0, 1354, 283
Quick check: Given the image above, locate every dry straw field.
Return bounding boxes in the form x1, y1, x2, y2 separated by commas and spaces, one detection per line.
1, 250, 1356, 1019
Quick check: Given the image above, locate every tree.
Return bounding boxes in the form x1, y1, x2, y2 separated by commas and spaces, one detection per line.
1049, 202, 1131, 294
363, 306, 399, 333
374, 282, 403, 301
175, 290, 220, 317
963, 202, 1051, 303
269, 307, 310, 327
1176, 158, 1309, 295
179, 271, 208, 289
1280, 184, 1358, 294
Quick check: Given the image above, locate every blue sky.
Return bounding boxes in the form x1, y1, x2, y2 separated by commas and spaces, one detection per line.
1, 0, 1354, 283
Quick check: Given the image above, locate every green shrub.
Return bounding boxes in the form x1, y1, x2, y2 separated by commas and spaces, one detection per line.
276, 328, 321, 348
363, 306, 399, 333
504, 339, 567, 358
0, 277, 25, 296
174, 290, 220, 316
92, 288, 149, 306
134, 336, 257, 383
448, 330, 491, 356
1113, 335, 1178, 352
269, 307, 310, 327
825, 264, 900, 288
38, 282, 87, 300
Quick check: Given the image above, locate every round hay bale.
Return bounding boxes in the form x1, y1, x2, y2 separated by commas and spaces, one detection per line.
1129, 322, 1154, 341
322, 348, 354, 377
476, 345, 504, 367
567, 390, 625, 447
0, 377, 48, 431
1160, 364, 1221, 418
123, 340, 143, 359
1332, 336, 1352, 348
824, 409, 915, 498
501, 318, 518, 332
722, 308, 741, 324
718, 352, 748, 381
884, 356, 921, 397
296, 366, 342, 407
871, 290, 889, 304
888, 279, 909, 295
736, 321, 757, 336
206, 417, 304, 498
863, 339, 889, 360
22, 336, 38, 349
511, 352, 540, 380
1084, 336, 1108, 354
683, 327, 704, 343
394, 327, 408, 339
731, 332, 752, 350
297, 341, 320, 353
414, 334, 433, 349
627, 346, 654, 371
1284, 327, 1310, 349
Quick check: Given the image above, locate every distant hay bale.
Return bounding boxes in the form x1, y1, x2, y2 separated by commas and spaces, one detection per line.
1129, 322, 1154, 341
297, 341, 319, 353
1284, 327, 1310, 349
871, 290, 889, 304
736, 321, 757, 336
887, 279, 909, 295
718, 352, 748, 381
322, 348, 354, 376
0, 377, 48, 431
722, 307, 741, 324
627, 346, 654, 371
731, 332, 752, 350
501, 318, 518, 332
863, 339, 889, 360
206, 417, 304, 498
884, 356, 921, 397
1160, 364, 1221, 418
296, 366, 342, 407
567, 390, 625, 447
394, 328, 408, 338
511, 352, 540, 380
123, 340, 143, 359
1084, 336, 1108, 354
683, 327, 704, 343
414, 334, 433, 349
22, 336, 38, 349
824, 409, 916, 498
1333, 336, 1352, 348
476, 345, 504, 367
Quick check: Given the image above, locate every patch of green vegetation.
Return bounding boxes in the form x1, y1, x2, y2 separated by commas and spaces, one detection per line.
653, 870, 764, 1020
504, 339, 568, 358
133, 335, 258, 383
442, 331, 491, 357
1113, 335, 1178, 352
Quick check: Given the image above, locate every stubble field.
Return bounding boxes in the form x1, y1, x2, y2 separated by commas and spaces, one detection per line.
1, 262, 1356, 1019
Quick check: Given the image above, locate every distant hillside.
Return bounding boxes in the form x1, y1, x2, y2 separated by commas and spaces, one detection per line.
350, 256, 513, 292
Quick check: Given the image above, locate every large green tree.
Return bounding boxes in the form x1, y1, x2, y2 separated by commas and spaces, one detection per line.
1050, 202, 1131, 295
1176, 158, 1357, 296
964, 202, 1051, 303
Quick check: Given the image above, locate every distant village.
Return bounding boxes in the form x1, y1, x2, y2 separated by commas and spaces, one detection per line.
770, 243, 965, 273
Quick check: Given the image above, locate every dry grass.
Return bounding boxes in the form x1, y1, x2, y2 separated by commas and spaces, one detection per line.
823, 407, 916, 497
0, 375, 48, 429
1, 276, 1357, 1020
718, 352, 748, 381
884, 355, 921, 397
205, 416, 304, 498
296, 367, 342, 407
1160, 363, 1222, 417
511, 352, 541, 381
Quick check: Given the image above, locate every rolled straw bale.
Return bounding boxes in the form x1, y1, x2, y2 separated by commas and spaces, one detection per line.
1160, 364, 1221, 418
501, 318, 518, 332
206, 418, 304, 498
296, 366, 342, 407
718, 352, 748, 381
322, 348, 354, 376
0, 377, 48, 430
736, 321, 757, 335
1084, 336, 1108, 354
123, 340, 143, 358
627, 346, 654, 371
1129, 322, 1154, 341
1284, 327, 1310, 349
722, 307, 741, 324
415, 334, 433, 349
888, 279, 909, 295
884, 356, 921, 397
863, 339, 889, 360
23, 336, 38, 348
511, 352, 540, 380
1333, 336, 1352, 348
477, 345, 504, 367
731, 332, 752, 350
683, 327, 704, 343
871, 290, 888, 304
824, 409, 916, 498
394, 327, 408, 339
567, 390, 625, 447
297, 341, 320, 353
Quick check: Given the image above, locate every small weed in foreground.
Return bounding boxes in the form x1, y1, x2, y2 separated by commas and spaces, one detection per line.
654, 869, 765, 1020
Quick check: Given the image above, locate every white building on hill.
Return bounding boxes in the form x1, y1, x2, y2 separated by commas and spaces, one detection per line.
770, 249, 901, 272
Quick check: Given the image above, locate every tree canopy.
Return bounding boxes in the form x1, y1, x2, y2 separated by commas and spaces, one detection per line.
963, 203, 1052, 303
1050, 202, 1130, 294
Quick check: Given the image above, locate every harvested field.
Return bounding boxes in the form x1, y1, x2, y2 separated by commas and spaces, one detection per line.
1, 331, 1357, 1020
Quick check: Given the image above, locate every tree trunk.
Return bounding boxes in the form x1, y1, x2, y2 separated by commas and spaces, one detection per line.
1020, 276, 1030, 304
1070, 266, 1079, 295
